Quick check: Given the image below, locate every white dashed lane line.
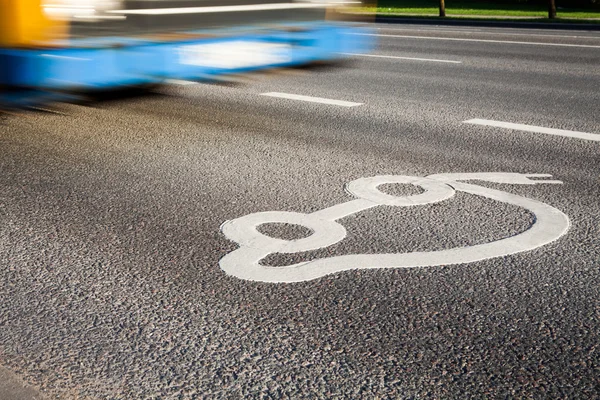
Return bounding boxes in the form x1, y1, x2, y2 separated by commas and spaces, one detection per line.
165, 79, 199, 85
260, 92, 363, 107
341, 52, 462, 64
465, 119, 600, 142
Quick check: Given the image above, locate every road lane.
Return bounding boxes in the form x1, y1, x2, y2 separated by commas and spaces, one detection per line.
257, 23, 599, 135
1, 23, 599, 399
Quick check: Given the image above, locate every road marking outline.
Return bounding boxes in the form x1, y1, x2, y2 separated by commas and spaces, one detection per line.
219, 173, 570, 283
465, 119, 600, 142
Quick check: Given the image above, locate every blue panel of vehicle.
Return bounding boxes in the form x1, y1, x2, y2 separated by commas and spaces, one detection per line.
0, 23, 373, 108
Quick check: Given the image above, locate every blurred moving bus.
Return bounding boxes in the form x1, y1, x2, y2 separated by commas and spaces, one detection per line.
0, 0, 374, 108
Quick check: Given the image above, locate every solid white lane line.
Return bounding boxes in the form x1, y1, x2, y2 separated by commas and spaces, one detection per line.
261, 92, 363, 107
377, 27, 484, 34
473, 31, 600, 39
341, 52, 462, 64
356, 33, 600, 49
375, 26, 600, 39
165, 79, 198, 85
464, 119, 600, 142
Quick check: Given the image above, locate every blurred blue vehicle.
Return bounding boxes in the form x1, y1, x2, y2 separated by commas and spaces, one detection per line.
0, 0, 374, 108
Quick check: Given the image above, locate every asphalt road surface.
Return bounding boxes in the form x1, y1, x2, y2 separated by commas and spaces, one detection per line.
1, 23, 599, 399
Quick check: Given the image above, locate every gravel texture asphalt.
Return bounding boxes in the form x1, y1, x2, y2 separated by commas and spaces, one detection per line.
1, 23, 599, 399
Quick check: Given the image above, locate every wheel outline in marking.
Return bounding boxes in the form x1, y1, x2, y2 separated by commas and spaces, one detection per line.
219, 173, 570, 283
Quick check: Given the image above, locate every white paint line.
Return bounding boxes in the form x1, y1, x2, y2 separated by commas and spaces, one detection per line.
219, 173, 569, 283
260, 92, 363, 107
108, 2, 357, 15
165, 79, 198, 85
377, 27, 485, 34
375, 26, 600, 39
73, 15, 127, 20
475, 31, 600, 39
341, 52, 462, 64
355, 33, 600, 49
465, 119, 600, 142
41, 54, 90, 61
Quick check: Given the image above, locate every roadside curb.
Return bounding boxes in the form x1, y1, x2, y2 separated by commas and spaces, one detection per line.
369, 16, 600, 31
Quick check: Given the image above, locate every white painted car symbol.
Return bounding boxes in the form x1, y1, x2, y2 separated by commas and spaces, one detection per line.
219, 173, 570, 283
